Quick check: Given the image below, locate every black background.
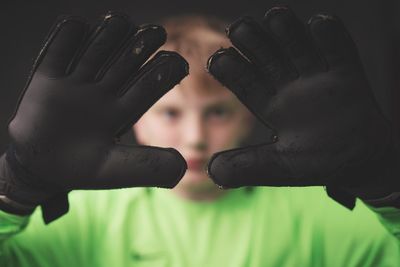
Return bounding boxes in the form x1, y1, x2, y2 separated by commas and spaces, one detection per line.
1, 0, 399, 152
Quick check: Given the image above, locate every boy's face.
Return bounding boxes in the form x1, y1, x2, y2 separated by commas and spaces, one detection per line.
134, 66, 253, 200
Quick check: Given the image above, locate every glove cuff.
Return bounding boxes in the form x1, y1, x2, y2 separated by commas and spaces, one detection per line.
0, 150, 40, 215
362, 192, 400, 208
0, 194, 36, 216
0, 146, 69, 223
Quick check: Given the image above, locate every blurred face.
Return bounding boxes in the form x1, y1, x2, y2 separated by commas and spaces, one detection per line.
134, 25, 254, 201
134, 69, 253, 200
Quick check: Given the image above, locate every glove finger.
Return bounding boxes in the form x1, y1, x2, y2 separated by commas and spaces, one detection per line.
88, 144, 186, 189
207, 47, 274, 128
227, 16, 295, 84
262, 7, 324, 76
73, 12, 134, 81
308, 15, 360, 69
36, 16, 89, 78
114, 51, 188, 136
208, 143, 323, 188
100, 25, 167, 89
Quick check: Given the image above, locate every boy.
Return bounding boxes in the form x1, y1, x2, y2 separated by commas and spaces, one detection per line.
1, 9, 400, 267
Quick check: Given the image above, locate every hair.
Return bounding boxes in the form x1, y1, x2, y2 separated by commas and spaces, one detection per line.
159, 15, 231, 73
160, 14, 228, 45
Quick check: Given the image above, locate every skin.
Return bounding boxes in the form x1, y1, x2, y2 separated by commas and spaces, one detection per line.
133, 31, 254, 200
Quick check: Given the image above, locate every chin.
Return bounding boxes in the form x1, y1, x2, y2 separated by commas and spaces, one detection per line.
179, 170, 218, 190
185, 170, 209, 182
173, 170, 226, 201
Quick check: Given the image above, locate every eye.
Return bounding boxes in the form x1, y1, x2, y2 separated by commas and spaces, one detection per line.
205, 106, 232, 121
160, 107, 181, 122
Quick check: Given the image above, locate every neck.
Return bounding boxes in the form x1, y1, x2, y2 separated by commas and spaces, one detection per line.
172, 184, 227, 202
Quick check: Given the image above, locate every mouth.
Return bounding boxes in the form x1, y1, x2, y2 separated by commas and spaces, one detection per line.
186, 158, 207, 171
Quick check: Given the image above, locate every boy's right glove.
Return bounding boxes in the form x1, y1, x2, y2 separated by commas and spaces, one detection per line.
0, 13, 188, 223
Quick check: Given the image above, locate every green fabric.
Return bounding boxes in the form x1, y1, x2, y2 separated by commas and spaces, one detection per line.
0, 186, 399, 266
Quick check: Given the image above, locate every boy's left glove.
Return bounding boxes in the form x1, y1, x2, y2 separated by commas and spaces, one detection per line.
207, 7, 399, 208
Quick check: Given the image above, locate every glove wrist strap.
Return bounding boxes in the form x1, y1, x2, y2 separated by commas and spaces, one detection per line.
0, 146, 69, 223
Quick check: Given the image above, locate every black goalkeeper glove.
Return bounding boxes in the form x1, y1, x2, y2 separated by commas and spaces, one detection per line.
207, 7, 399, 208
0, 12, 188, 223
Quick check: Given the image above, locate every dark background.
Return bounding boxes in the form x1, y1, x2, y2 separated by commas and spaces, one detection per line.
1, 0, 399, 152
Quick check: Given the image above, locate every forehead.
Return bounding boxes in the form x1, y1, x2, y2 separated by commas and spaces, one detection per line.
154, 74, 239, 109
154, 20, 238, 108
161, 24, 230, 73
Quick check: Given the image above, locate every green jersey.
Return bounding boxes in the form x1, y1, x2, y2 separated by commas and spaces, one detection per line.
1, 186, 399, 266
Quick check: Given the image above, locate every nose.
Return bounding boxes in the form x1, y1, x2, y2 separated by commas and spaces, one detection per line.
182, 113, 207, 151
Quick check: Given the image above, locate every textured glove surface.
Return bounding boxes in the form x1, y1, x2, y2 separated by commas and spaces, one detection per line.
207, 7, 398, 207
1, 13, 188, 222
